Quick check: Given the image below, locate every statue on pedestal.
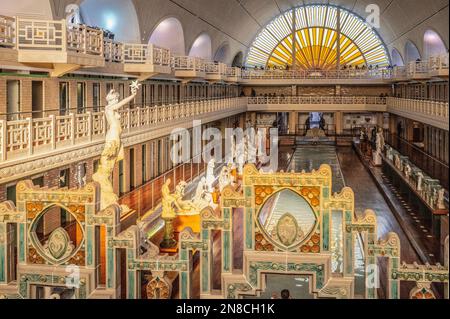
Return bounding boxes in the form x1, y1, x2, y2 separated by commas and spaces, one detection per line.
372, 127, 384, 166
192, 177, 217, 210
93, 81, 140, 211
219, 165, 234, 192
205, 158, 216, 193
437, 188, 446, 210
173, 181, 199, 216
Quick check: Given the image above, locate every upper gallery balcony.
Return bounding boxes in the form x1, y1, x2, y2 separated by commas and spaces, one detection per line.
225, 67, 241, 83
204, 61, 227, 82
239, 68, 392, 85
1, 16, 106, 77
0, 98, 247, 181
172, 56, 206, 80
392, 55, 449, 81
247, 96, 388, 112
122, 43, 172, 80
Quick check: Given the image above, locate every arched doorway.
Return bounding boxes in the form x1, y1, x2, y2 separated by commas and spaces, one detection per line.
149, 17, 185, 55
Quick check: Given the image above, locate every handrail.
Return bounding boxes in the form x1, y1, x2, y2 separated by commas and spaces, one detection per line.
0, 98, 246, 162
0, 14, 448, 81
387, 97, 449, 126
247, 96, 387, 105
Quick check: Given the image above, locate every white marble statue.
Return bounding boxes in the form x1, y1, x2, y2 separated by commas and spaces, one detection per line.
404, 164, 412, 181
92, 81, 140, 210
236, 138, 245, 174
437, 188, 446, 210
192, 177, 216, 210
205, 158, 216, 193
376, 128, 385, 153
65, 4, 82, 28
218, 165, 234, 192
416, 172, 424, 192
173, 181, 199, 216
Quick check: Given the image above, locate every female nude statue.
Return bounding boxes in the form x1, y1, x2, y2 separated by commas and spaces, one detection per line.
93, 81, 140, 210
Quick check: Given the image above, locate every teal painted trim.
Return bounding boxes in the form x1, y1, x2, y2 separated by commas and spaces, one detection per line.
223, 208, 230, 219
322, 211, 329, 251
345, 233, 353, 276
323, 187, 329, 199
19, 224, 25, 263
223, 231, 230, 272
245, 208, 253, 249
107, 248, 114, 289
180, 272, 188, 299
127, 271, 135, 299
201, 252, 209, 293
86, 226, 94, 266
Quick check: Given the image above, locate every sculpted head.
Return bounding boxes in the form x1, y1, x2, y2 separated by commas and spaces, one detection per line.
106, 89, 120, 105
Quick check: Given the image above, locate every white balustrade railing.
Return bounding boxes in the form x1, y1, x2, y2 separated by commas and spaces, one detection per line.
0, 98, 245, 161
387, 97, 449, 119
247, 96, 387, 105
104, 39, 123, 62
67, 24, 103, 55
0, 15, 15, 47
226, 67, 241, 77
241, 68, 392, 80
16, 18, 65, 51
1, 14, 449, 82
205, 62, 227, 75
172, 56, 206, 72
428, 55, 449, 71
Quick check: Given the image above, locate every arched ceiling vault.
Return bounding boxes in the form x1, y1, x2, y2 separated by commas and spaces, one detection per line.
47, 0, 449, 63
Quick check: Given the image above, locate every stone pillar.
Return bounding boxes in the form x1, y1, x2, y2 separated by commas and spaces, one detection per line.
334, 111, 343, 135
289, 111, 297, 134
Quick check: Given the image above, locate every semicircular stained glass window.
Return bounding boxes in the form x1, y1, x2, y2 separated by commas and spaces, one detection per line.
246, 5, 389, 69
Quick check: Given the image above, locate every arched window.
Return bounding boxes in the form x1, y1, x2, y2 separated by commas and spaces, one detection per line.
391, 48, 404, 67
80, 0, 140, 42
149, 17, 185, 55
424, 30, 447, 59
232, 52, 244, 67
404, 41, 421, 63
214, 43, 230, 63
246, 5, 389, 69
189, 33, 212, 60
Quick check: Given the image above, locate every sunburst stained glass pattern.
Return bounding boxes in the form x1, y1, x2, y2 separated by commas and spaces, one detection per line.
246, 5, 389, 69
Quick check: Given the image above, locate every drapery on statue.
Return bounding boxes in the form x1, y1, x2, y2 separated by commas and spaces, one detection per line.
93, 81, 140, 211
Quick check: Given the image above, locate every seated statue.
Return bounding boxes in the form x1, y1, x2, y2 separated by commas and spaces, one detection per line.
173, 182, 199, 216
161, 179, 177, 220
192, 177, 216, 210
218, 165, 235, 192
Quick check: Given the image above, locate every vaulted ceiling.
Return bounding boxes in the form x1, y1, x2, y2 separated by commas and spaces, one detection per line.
10, 0, 450, 64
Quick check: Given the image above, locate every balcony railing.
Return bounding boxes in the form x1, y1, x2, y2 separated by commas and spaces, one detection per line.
248, 96, 387, 105
103, 39, 123, 62
0, 14, 449, 82
387, 98, 449, 123
205, 61, 227, 75
0, 98, 246, 162
241, 68, 392, 80
122, 43, 171, 66
0, 15, 15, 47
172, 56, 206, 72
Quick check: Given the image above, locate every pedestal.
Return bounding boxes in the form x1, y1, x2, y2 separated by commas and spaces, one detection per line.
160, 218, 177, 249
372, 151, 382, 166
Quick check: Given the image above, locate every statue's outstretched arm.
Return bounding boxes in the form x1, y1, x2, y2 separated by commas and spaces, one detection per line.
110, 93, 137, 111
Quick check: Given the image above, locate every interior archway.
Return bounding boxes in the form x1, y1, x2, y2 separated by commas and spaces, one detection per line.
79, 0, 140, 42
189, 33, 212, 60
391, 48, 404, 67
149, 17, 185, 55
404, 41, 421, 63
232, 52, 244, 67
214, 43, 230, 63
424, 30, 448, 59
